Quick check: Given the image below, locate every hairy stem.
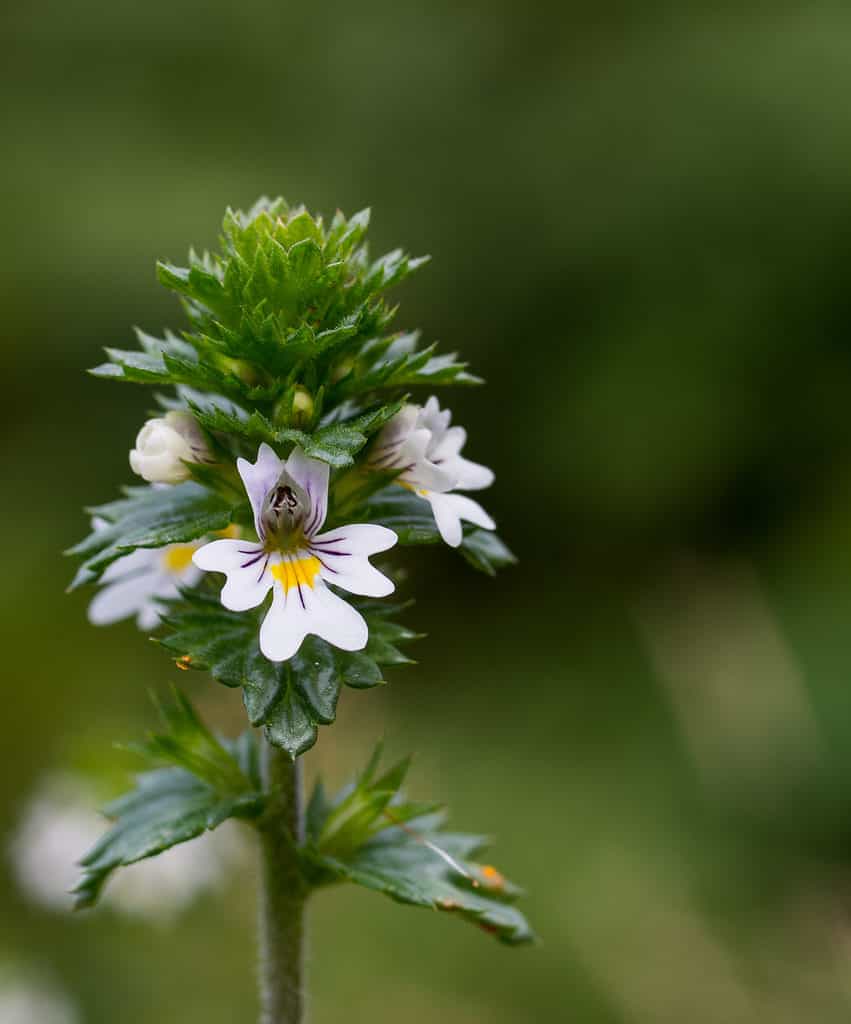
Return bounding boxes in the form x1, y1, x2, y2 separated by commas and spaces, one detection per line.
258, 741, 307, 1024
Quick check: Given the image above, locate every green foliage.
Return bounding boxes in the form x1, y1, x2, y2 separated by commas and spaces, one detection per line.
158, 591, 419, 758
67, 483, 234, 590
301, 747, 534, 946
90, 201, 475, 420
74, 693, 263, 909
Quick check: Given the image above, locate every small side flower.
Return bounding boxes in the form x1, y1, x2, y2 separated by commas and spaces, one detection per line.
86, 517, 203, 630
193, 444, 397, 662
369, 396, 495, 547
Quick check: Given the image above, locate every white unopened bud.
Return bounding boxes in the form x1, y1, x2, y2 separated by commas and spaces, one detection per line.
129, 412, 210, 484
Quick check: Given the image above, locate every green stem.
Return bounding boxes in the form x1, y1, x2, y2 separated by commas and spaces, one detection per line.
258, 740, 307, 1024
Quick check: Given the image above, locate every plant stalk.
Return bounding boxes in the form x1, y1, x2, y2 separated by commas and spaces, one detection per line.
258, 740, 307, 1024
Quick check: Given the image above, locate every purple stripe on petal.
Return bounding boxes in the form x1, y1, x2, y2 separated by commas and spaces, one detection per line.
240, 551, 266, 569
311, 553, 338, 575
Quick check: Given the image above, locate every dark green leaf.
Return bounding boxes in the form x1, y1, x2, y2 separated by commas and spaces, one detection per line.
158, 591, 416, 758
303, 747, 534, 945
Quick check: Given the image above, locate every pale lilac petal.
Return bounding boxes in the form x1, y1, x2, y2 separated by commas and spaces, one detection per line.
237, 443, 284, 539
284, 446, 329, 537
424, 491, 495, 548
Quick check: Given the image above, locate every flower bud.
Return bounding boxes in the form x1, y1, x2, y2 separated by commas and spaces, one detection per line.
129, 411, 210, 484
272, 385, 315, 428
260, 468, 312, 544
214, 354, 261, 386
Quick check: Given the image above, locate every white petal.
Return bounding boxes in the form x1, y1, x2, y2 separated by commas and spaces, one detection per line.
136, 602, 163, 631
417, 395, 452, 441
176, 563, 204, 587
193, 538, 261, 572
424, 491, 496, 548
429, 424, 466, 462
87, 572, 159, 625
285, 446, 329, 537
221, 560, 273, 612
99, 546, 160, 584
193, 539, 272, 612
442, 453, 495, 491
400, 429, 457, 492
311, 524, 397, 556
310, 524, 397, 598
259, 577, 369, 662
369, 406, 420, 469
237, 443, 284, 540
259, 585, 310, 662
309, 583, 369, 650
322, 560, 395, 598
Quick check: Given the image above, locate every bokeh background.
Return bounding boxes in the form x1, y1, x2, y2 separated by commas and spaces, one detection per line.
6, 1, 851, 1020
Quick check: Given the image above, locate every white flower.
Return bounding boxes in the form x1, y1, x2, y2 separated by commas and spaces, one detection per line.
0, 977, 79, 1024
8, 776, 104, 913
8, 775, 244, 922
87, 520, 203, 631
193, 444, 397, 662
129, 411, 211, 484
369, 396, 496, 547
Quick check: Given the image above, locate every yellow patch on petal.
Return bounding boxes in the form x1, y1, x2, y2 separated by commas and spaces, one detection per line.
161, 544, 198, 575
398, 481, 429, 497
270, 555, 322, 593
217, 523, 241, 540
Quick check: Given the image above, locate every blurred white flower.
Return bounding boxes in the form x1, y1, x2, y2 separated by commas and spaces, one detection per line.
369, 396, 495, 547
129, 411, 211, 484
8, 776, 245, 922
0, 978, 79, 1024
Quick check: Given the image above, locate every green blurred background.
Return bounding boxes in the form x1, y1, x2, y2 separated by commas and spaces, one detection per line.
7, 1, 851, 1020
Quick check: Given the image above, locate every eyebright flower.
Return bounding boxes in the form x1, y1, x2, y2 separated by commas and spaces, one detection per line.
192, 444, 397, 662
87, 519, 202, 631
369, 396, 496, 547
129, 411, 211, 484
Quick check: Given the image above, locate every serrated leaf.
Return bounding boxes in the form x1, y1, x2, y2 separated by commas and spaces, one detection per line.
74, 695, 263, 909
74, 768, 262, 910
67, 483, 234, 590
303, 748, 534, 945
